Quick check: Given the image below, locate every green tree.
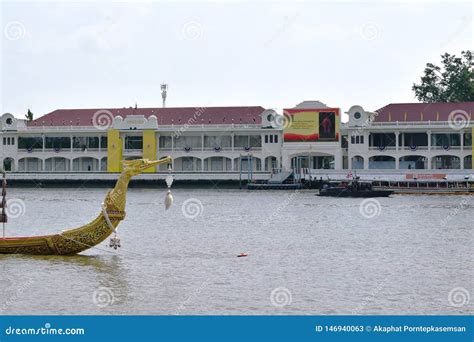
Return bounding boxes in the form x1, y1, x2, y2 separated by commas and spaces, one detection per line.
25, 109, 34, 122
412, 51, 474, 102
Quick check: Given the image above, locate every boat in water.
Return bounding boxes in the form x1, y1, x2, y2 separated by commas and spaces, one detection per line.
317, 177, 393, 198
0, 157, 172, 255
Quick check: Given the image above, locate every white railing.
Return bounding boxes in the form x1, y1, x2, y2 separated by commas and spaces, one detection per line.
431, 146, 462, 150
366, 146, 467, 151
158, 147, 263, 153
368, 146, 396, 151
371, 121, 474, 127
159, 124, 262, 129
24, 126, 101, 131
72, 148, 100, 152
202, 147, 233, 151
22, 123, 265, 132
17, 148, 105, 153
123, 149, 143, 154
399, 146, 429, 151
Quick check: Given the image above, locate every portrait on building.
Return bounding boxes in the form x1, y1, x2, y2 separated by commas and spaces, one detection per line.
319, 112, 336, 140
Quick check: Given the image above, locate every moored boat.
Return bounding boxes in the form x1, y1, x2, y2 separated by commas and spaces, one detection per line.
317, 177, 393, 198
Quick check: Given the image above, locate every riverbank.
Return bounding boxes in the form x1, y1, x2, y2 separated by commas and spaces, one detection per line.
4, 172, 270, 188
5, 171, 474, 193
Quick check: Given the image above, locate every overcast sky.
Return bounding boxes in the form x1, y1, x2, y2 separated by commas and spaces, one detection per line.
1, 0, 472, 120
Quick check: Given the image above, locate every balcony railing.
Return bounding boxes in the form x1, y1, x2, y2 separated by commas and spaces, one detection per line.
123, 149, 143, 154
400, 146, 429, 151
72, 148, 100, 152
368, 146, 396, 151
363, 145, 469, 152
17, 148, 105, 153
431, 146, 462, 150
158, 147, 263, 152
159, 124, 262, 129
203, 147, 233, 151
371, 121, 474, 127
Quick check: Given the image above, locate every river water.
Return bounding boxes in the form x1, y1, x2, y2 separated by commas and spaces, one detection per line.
1, 187, 472, 315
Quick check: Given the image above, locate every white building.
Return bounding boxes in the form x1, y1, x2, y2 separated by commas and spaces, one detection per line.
0, 106, 282, 178
344, 102, 473, 171
1, 101, 472, 181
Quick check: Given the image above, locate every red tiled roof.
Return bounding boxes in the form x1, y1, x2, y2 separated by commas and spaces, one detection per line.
28, 106, 265, 127
374, 102, 474, 122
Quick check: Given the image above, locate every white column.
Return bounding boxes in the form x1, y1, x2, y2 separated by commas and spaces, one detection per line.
334, 149, 342, 170
427, 131, 431, 151
281, 152, 291, 171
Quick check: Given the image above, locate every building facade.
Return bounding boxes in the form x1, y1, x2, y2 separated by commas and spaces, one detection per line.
1, 101, 472, 177
344, 102, 473, 171
0, 106, 283, 175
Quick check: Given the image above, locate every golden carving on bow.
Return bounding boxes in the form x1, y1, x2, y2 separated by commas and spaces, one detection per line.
0, 157, 172, 255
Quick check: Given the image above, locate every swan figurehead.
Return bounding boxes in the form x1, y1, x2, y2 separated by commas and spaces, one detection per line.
122, 157, 172, 176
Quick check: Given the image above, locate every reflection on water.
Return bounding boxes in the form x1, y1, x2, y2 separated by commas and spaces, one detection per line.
1, 253, 129, 314
0, 188, 472, 315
